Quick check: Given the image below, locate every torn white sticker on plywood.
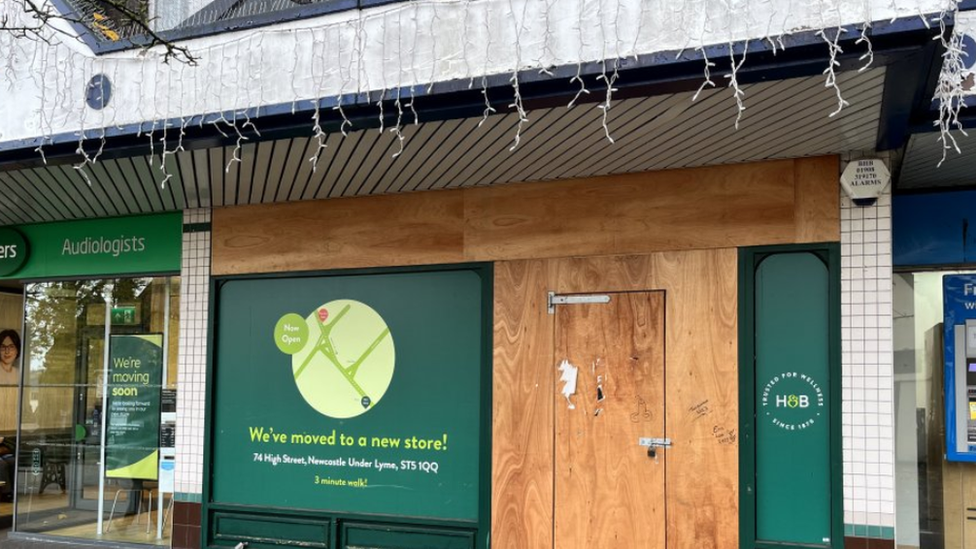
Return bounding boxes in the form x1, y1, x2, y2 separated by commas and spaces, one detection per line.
558, 359, 578, 410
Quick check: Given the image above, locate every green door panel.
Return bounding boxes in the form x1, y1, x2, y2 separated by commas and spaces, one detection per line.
754, 252, 831, 545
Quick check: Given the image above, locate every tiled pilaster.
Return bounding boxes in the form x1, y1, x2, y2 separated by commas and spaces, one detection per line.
840, 153, 895, 542
175, 208, 211, 503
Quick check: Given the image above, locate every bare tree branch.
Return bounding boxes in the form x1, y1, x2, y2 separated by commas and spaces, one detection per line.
1, 0, 197, 64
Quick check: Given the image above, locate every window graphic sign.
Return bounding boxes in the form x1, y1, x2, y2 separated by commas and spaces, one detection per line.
211, 269, 486, 521
275, 300, 395, 419
106, 334, 163, 480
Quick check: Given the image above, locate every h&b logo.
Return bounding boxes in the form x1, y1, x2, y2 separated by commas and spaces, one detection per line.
776, 394, 809, 408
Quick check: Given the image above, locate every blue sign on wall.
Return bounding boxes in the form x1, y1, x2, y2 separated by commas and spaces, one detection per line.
943, 275, 976, 462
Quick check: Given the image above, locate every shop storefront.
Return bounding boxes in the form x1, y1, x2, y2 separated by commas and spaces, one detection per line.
197, 156, 845, 549
0, 213, 182, 545
893, 189, 976, 549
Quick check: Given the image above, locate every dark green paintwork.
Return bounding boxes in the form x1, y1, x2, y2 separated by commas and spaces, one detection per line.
212, 511, 331, 548
755, 253, 830, 543
739, 244, 843, 549
203, 264, 492, 549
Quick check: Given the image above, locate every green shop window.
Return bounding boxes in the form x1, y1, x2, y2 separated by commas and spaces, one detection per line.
205, 264, 492, 549
739, 245, 843, 549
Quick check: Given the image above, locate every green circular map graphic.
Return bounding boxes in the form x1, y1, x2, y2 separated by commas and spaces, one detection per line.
285, 300, 395, 419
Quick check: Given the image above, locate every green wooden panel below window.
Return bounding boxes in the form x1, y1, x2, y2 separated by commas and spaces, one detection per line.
212, 511, 330, 548
341, 522, 475, 549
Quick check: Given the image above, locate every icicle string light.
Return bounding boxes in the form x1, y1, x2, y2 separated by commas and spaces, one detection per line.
0, 0, 970, 182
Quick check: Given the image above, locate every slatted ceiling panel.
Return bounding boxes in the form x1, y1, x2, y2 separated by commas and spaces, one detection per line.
402, 117, 486, 192
42, 166, 93, 218
287, 138, 319, 201
15, 168, 70, 221
0, 173, 38, 223
553, 93, 694, 181
120, 157, 157, 213
441, 113, 527, 190
2, 170, 57, 222
208, 147, 224, 207
361, 127, 418, 195
42, 168, 87, 219
131, 157, 165, 212
301, 133, 342, 200
652, 77, 812, 171
84, 161, 127, 215
369, 121, 441, 195
418, 113, 503, 191
248, 140, 274, 204
753, 96, 882, 161
769, 109, 880, 159
348, 130, 399, 196
102, 159, 145, 214
160, 154, 184, 212
489, 101, 616, 185
234, 142, 256, 206
318, 129, 363, 198
900, 130, 976, 189
516, 93, 660, 184
591, 88, 740, 179
425, 111, 516, 190
58, 164, 107, 217
413, 118, 482, 191
576, 93, 704, 178
388, 119, 460, 193
109, 158, 148, 213
18, 169, 71, 220
622, 69, 884, 175
711, 74, 884, 164
263, 138, 293, 203
268, 137, 300, 202
337, 130, 388, 197
708, 70, 884, 163
602, 78, 807, 176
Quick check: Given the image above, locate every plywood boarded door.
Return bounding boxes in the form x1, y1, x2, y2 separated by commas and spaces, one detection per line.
554, 291, 666, 549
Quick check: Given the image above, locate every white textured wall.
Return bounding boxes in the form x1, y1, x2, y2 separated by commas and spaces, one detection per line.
0, 0, 954, 145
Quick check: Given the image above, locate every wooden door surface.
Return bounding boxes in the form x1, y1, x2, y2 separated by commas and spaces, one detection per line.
554, 291, 667, 549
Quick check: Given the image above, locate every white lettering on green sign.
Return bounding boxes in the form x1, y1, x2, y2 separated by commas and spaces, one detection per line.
62, 236, 146, 258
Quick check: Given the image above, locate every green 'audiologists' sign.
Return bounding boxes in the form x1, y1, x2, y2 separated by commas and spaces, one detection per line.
106, 334, 163, 480
0, 213, 181, 279
212, 269, 487, 522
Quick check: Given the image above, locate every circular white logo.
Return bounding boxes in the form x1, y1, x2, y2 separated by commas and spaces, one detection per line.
761, 371, 825, 431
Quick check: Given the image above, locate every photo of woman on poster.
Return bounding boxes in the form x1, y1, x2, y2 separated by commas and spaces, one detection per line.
0, 329, 19, 387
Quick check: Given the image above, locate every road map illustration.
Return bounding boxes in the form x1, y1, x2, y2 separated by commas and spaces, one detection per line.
274, 299, 395, 418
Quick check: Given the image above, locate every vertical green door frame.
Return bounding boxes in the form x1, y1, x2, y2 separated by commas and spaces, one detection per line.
739, 243, 843, 549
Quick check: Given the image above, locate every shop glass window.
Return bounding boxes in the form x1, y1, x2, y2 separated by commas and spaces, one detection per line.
14, 277, 179, 545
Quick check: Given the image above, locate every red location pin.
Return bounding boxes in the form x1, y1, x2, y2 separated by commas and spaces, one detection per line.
318, 308, 329, 323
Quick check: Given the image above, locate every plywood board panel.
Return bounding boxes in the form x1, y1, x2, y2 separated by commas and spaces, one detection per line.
492, 260, 554, 549
214, 157, 839, 275
464, 162, 796, 262
794, 156, 840, 243
549, 249, 738, 549
212, 190, 465, 274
